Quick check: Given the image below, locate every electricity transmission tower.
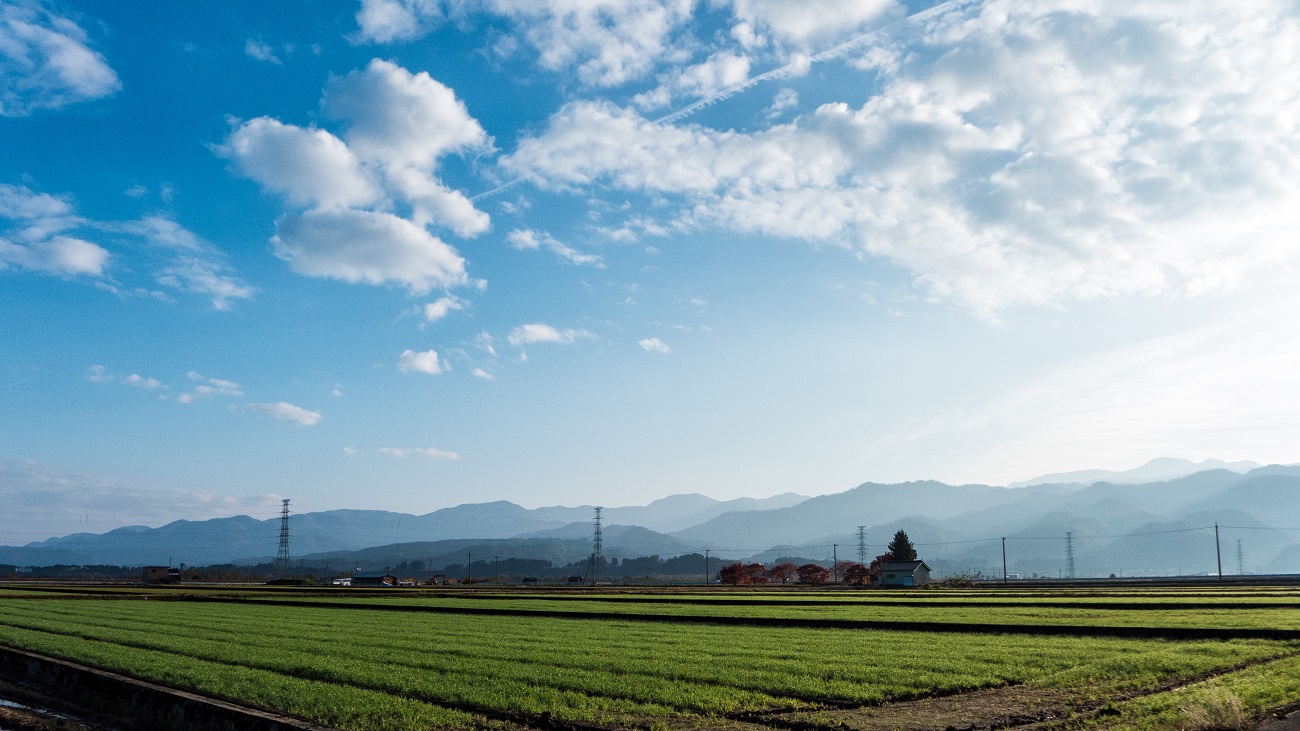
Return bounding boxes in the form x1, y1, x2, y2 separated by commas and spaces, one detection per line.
274, 499, 291, 576
1064, 531, 1075, 579
1237, 539, 1245, 575
585, 506, 603, 584
856, 526, 867, 564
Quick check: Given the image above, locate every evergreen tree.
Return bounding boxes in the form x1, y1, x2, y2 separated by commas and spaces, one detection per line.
887, 530, 918, 561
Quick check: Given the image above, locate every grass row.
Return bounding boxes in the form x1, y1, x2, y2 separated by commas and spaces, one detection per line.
225, 594, 1300, 631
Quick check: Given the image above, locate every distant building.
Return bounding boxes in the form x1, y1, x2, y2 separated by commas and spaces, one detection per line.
874, 560, 931, 587
351, 571, 397, 587
141, 566, 181, 585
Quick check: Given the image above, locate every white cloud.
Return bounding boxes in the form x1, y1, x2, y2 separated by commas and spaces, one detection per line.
220, 59, 489, 290
638, 337, 671, 353
2, 186, 248, 307
353, 0, 443, 43
0, 234, 108, 276
506, 228, 604, 267
423, 295, 465, 322
674, 51, 751, 99
723, 0, 898, 49
221, 117, 382, 209
356, 0, 696, 87
507, 322, 595, 346
379, 446, 459, 460
244, 38, 281, 64
471, 368, 494, 380
397, 348, 444, 374
505, 2, 1300, 315
179, 371, 243, 402
272, 208, 467, 292
325, 59, 488, 171
122, 373, 164, 390
0, 1, 120, 116
86, 365, 167, 390
247, 401, 323, 426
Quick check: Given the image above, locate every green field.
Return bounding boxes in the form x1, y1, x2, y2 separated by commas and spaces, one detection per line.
1, 585, 1299, 730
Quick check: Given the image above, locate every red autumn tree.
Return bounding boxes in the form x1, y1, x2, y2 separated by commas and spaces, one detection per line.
770, 562, 797, 584
842, 562, 871, 585
718, 562, 749, 585
796, 563, 830, 585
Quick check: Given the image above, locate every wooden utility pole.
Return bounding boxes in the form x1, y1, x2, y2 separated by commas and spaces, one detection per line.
1215, 523, 1222, 580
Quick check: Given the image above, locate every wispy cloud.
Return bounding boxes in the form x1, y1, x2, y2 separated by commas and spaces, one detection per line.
507, 322, 596, 346
0, 2, 120, 116
379, 446, 459, 460
247, 401, 322, 426
638, 337, 670, 353
507, 228, 604, 268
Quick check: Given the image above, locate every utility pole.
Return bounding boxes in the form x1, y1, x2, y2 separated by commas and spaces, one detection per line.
1002, 537, 1007, 583
494, 555, 500, 583
1237, 539, 1245, 575
1064, 531, 1075, 580
857, 526, 867, 564
832, 544, 838, 582
466, 550, 472, 583
704, 549, 710, 585
275, 499, 291, 577
1215, 523, 1222, 580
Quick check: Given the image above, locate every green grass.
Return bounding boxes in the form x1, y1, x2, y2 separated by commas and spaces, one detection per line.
1, 593, 1298, 730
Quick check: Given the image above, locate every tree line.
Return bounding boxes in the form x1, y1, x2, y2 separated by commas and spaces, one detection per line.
718, 530, 918, 586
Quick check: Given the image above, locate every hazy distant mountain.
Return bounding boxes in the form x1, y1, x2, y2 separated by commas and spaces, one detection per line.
0, 492, 798, 567
601, 492, 807, 532
1009, 458, 1262, 488
5, 467, 1300, 577
670, 480, 1018, 549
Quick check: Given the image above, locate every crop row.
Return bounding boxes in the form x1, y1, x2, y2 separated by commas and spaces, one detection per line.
233, 594, 1300, 631
1, 597, 1295, 731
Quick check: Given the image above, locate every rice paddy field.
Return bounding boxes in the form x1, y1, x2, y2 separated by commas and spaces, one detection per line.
1, 583, 1299, 730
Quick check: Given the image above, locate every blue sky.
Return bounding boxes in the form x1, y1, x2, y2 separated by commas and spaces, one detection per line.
3, 0, 1300, 541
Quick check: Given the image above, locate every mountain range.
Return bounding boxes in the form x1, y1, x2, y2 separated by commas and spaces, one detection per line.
4, 460, 1299, 578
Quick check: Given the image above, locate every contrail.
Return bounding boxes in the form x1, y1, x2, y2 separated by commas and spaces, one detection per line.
2, 375, 38, 389
470, 0, 973, 202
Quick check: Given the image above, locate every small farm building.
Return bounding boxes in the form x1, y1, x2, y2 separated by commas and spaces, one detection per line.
874, 560, 931, 587
351, 572, 398, 587
141, 566, 181, 585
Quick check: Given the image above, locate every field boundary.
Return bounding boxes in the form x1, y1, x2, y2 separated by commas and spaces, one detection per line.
0, 644, 338, 731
